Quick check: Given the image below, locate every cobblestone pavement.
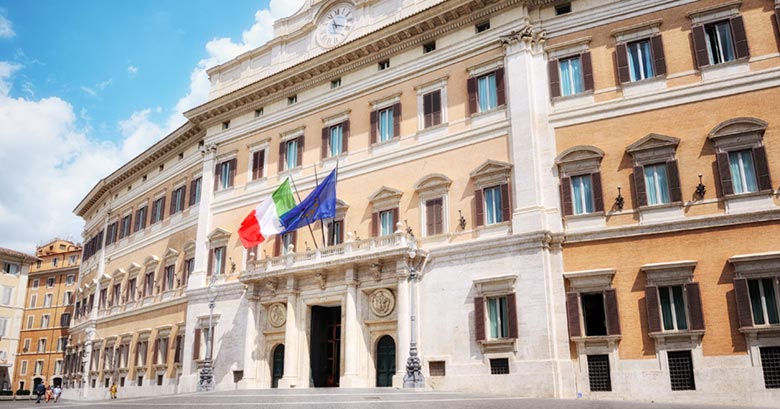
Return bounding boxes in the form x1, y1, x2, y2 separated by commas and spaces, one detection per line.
0, 389, 774, 409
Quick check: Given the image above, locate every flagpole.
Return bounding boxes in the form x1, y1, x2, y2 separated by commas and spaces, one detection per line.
289, 174, 319, 250
313, 167, 328, 247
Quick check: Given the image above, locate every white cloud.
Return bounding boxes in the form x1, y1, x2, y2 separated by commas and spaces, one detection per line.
0, 15, 14, 39
127, 65, 138, 76
80, 78, 113, 97
0, 61, 20, 95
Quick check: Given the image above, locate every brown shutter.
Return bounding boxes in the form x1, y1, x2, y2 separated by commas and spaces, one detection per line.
645, 286, 662, 333
650, 35, 667, 77
371, 212, 379, 237
169, 191, 176, 215
686, 282, 705, 331
591, 172, 604, 212
616, 43, 630, 83
581, 52, 594, 91
392, 103, 401, 138
207, 249, 213, 277
423, 92, 432, 128
753, 146, 772, 191
228, 158, 237, 188
500, 183, 511, 223
548, 60, 561, 98
321, 126, 329, 159
219, 247, 227, 275
134, 342, 140, 366
342, 120, 350, 153
370, 110, 378, 144
495, 67, 506, 107
433, 198, 443, 235
162, 337, 169, 363
193, 328, 201, 360
776, 8, 780, 44
692, 25, 709, 69
560, 176, 573, 216
633, 165, 647, 207
733, 278, 753, 328
474, 296, 485, 341
296, 137, 304, 167
506, 292, 518, 338
214, 162, 221, 191
392, 207, 399, 230
467, 76, 478, 115
716, 152, 734, 196
274, 236, 282, 257
425, 201, 434, 236
604, 289, 621, 336
565, 292, 581, 338
730, 15, 750, 60
474, 189, 484, 227
666, 160, 682, 203
159, 197, 166, 221
189, 179, 197, 206
432, 90, 442, 126
180, 184, 187, 210
253, 150, 264, 180
153, 339, 159, 364
278, 142, 286, 173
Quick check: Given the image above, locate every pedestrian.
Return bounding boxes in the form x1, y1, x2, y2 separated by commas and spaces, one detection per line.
34, 382, 45, 404
45, 385, 53, 402
52, 385, 62, 403
109, 382, 118, 399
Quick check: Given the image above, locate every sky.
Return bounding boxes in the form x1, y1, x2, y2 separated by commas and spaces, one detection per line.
0, 0, 305, 253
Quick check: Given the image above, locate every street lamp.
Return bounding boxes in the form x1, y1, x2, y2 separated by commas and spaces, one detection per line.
403, 229, 427, 389
198, 275, 218, 391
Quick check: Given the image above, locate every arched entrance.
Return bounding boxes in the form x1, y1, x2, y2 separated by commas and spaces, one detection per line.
271, 344, 284, 388
52, 377, 62, 388
375, 335, 396, 387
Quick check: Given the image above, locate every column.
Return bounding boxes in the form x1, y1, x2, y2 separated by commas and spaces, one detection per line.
191, 145, 216, 289
238, 297, 260, 389
393, 261, 409, 387
341, 267, 361, 387
278, 277, 299, 388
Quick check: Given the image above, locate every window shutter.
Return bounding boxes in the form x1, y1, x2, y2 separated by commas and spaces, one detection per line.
213, 162, 221, 191
604, 288, 621, 336
433, 198, 443, 235
616, 43, 630, 84
685, 282, 705, 331
716, 152, 734, 196
252, 151, 264, 180
392, 103, 401, 138
467, 76, 478, 115
392, 207, 399, 231
474, 189, 484, 227
565, 292, 581, 338
162, 338, 169, 362
228, 158, 237, 188
193, 328, 201, 360
153, 339, 159, 364
733, 278, 753, 328
297, 137, 304, 167
274, 236, 282, 257
426, 201, 435, 236
423, 92, 432, 128
730, 15, 750, 60
170, 191, 176, 215
321, 126, 329, 159
548, 60, 561, 98
633, 165, 647, 207
581, 52, 594, 91
370, 110, 378, 144
135, 342, 140, 366
645, 286, 662, 333
207, 249, 213, 277
500, 183, 511, 223
753, 146, 772, 191
342, 120, 350, 153
474, 296, 485, 342
189, 179, 197, 206
666, 160, 682, 203
159, 197, 166, 221
650, 35, 667, 76
560, 176, 573, 216
506, 292, 518, 338
371, 212, 379, 237
776, 8, 780, 44
591, 172, 604, 212
692, 25, 710, 69
219, 247, 227, 275
432, 90, 442, 125
180, 184, 187, 211
496, 67, 506, 107
278, 142, 286, 173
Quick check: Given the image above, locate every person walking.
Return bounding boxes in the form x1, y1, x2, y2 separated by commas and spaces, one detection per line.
52, 385, 62, 403
109, 382, 118, 399
34, 382, 45, 404
45, 385, 53, 403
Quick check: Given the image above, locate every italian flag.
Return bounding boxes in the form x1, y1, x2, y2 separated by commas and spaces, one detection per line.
238, 179, 296, 248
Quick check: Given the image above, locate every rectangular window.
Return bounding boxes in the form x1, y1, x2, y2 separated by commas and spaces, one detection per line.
331, 78, 341, 88
429, 361, 446, 376
329, 124, 344, 157
379, 210, 395, 236
185, 258, 195, 281
571, 175, 594, 215
626, 39, 654, 81
216, 160, 234, 190
287, 95, 297, 105
704, 21, 735, 65
729, 149, 758, 194
378, 60, 390, 70
111, 284, 120, 306
171, 186, 186, 215
47, 277, 55, 287
644, 163, 671, 205
43, 293, 53, 307
659, 286, 688, 331
190, 177, 202, 206
2, 262, 19, 275
327, 220, 343, 246
668, 350, 696, 390
120, 214, 132, 238
26, 315, 33, 329
52, 258, 58, 267
57, 337, 67, 352
134, 206, 147, 232
489, 358, 509, 375
281, 234, 293, 255
581, 293, 607, 336
69, 255, 77, 264
422, 90, 442, 128
475, 21, 490, 33
38, 338, 46, 352
559, 56, 583, 96
41, 315, 50, 329
164, 265, 175, 291
487, 296, 509, 339
423, 41, 436, 53
54, 359, 63, 375
587, 354, 612, 392
476, 72, 498, 112
66, 274, 74, 285
144, 272, 154, 297
23, 338, 30, 352
127, 277, 137, 301
63, 291, 72, 305
29, 295, 36, 308
212, 247, 226, 275
0, 286, 12, 305
32, 279, 39, 289
60, 313, 71, 327
136, 340, 148, 366
425, 198, 443, 236
19, 360, 27, 376
484, 186, 503, 225
255, 108, 264, 117
34, 360, 43, 375
748, 278, 780, 326
378, 107, 394, 142
760, 346, 780, 389
222, 120, 230, 130
106, 222, 118, 245
0, 317, 7, 337
252, 150, 265, 180
174, 335, 184, 363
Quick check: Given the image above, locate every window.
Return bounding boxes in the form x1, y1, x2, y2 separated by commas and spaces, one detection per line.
668, 350, 696, 390
475, 21, 490, 33
19, 361, 27, 376
43, 293, 53, 307
126, 277, 137, 302
120, 214, 132, 238
155, 337, 168, 365
251, 150, 265, 180
29, 295, 36, 308
486, 296, 509, 339
99, 288, 107, 309
106, 222, 118, 245
215, 159, 236, 191
0, 317, 7, 337
281, 234, 293, 255
279, 137, 302, 171
184, 258, 195, 281
424, 198, 443, 236
467, 69, 506, 116
136, 340, 148, 366
164, 265, 175, 291
587, 354, 612, 392
157, 374, 163, 386
327, 220, 343, 246
423, 41, 436, 53
60, 313, 71, 327
331, 78, 341, 89
144, 272, 154, 297
54, 359, 63, 375
626, 40, 654, 81
210, 247, 226, 276
66, 274, 75, 285
429, 361, 446, 376
643, 163, 671, 205
36, 260, 41, 269
322, 123, 347, 158
760, 346, 780, 389
1, 262, 19, 275
559, 56, 583, 96
581, 293, 607, 336
728, 149, 758, 194
255, 108, 264, 118
37, 338, 46, 352
111, 284, 120, 306
658, 286, 688, 331
41, 315, 50, 329
134, 206, 148, 232
555, 2, 571, 15
26, 315, 33, 329
34, 360, 43, 375
22, 338, 30, 352
378, 59, 390, 70
189, 177, 202, 206
627, 134, 682, 208
692, 16, 749, 69
548, 51, 593, 98
564, 270, 621, 339
46, 277, 55, 287
287, 95, 297, 105
52, 258, 58, 267
370, 103, 400, 144
69, 254, 78, 264
379, 209, 395, 236
748, 278, 780, 326
32, 279, 39, 289
0, 286, 12, 305
174, 334, 184, 364
222, 120, 230, 130
170, 186, 186, 215
57, 337, 67, 352
570, 175, 594, 215
63, 291, 72, 305
422, 90, 442, 128
484, 186, 503, 225
489, 358, 509, 375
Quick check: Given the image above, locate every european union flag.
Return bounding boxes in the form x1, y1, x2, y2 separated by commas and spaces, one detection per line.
280, 169, 337, 234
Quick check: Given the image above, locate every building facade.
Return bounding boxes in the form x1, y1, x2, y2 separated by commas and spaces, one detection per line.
12, 240, 80, 392
65, 0, 780, 406
0, 247, 36, 391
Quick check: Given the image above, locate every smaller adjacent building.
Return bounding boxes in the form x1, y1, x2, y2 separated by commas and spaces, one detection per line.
0, 247, 36, 391
13, 239, 79, 392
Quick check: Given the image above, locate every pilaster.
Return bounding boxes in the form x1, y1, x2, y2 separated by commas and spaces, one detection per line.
393, 261, 410, 387
191, 144, 216, 289
340, 267, 362, 387
278, 277, 300, 388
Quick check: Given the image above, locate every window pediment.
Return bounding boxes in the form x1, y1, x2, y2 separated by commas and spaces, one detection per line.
414, 174, 452, 197
163, 248, 179, 262
127, 262, 142, 275
369, 186, 403, 211
473, 275, 516, 296
555, 145, 604, 176
470, 160, 512, 189
564, 268, 615, 293
708, 117, 767, 151
335, 199, 349, 220
112, 268, 126, 279
208, 227, 231, 247
143, 256, 160, 271
626, 133, 679, 165
729, 252, 780, 278
640, 260, 696, 286
184, 240, 196, 258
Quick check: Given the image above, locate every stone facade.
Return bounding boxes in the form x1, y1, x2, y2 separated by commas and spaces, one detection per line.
0, 247, 36, 391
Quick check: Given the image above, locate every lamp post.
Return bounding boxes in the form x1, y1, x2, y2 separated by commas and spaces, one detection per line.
198, 275, 218, 391
403, 230, 425, 389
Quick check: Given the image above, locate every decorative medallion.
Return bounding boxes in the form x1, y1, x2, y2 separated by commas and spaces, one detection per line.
369, 288, 395, 317
268, 303, 287, 328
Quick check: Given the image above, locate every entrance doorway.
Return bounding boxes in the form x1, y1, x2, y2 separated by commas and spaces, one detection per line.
52, 377, 62, 388
310, 306, 341, 387
271, 344, 284, 388
376, 335, 396, 387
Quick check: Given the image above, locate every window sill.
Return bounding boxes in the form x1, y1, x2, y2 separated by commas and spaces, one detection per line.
700, 58, 749, 81
278, 167, 303, 180
370, 138, 400, 156
468, 106, 507, 127
479, 338, 516, 353
649, 329, 704, 342
620, 75, 666, 97
724, 191, 776, 214
564, 212, 605, 232
570, 335, 621, 346
213, 186, 235, 199
739, 325, 780, 336
638, 202, 684, 224
476, 221, 511, 239
415, 122, 448, 141
551, 91, 594, 109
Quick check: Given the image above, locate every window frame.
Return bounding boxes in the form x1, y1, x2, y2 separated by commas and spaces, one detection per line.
473, 275, 518, 353
415, 77, 448, 131
689, 5, 749, 70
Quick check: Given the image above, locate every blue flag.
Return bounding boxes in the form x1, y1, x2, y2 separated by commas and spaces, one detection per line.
280, 169, 337, 234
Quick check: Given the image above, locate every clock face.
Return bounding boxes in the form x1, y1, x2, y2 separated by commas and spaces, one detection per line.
316, 5, 355, 48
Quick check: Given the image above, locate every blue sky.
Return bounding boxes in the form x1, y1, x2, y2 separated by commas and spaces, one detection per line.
0, 0, 305, 252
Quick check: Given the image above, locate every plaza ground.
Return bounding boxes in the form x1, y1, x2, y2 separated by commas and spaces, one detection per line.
0, 389, 775, 409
